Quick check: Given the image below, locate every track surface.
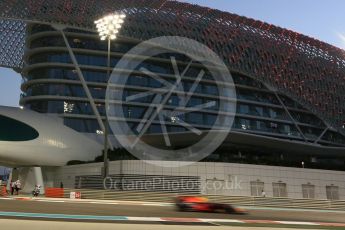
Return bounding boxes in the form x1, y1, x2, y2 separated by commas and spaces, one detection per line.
0, 219, 312, 230
0, 199, 344, 224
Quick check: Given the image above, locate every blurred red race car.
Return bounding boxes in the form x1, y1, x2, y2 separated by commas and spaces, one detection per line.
175, 196, 247, 214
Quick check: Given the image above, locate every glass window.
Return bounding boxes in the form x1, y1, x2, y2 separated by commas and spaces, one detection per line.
124, 90, 153, 103
238, 104, 249, 114
322, 131, 345, 144
30, 24, 54, 34
187, 97, 203, 107
123, 106, 146, 119
239, 118, 251, 130
188, 112, 203, 125
237, 89, 279, 105
185, 67, 203, 78
203, 84, 218, 95
205, 99, 219, 111
149, 125, 162, 133
169, 126, 186, 133
254, 106, 263, 116
183, 82, 202, 93
136, 62, 173, 75
168, 95, 180, 106
205, 114, 217, 126
269, 108, 277, 119
149, 77, 162, 88
128, 75, 148, 87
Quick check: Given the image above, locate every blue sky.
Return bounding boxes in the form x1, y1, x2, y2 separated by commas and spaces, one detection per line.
1, 0, 345, 107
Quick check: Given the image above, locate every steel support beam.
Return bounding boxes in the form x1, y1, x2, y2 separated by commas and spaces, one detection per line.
314, 126, 330, 144
56, 25, 113, 150
274, 92, 308, 142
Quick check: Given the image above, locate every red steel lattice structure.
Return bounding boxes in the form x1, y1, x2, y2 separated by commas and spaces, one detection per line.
0, 0, 344, 132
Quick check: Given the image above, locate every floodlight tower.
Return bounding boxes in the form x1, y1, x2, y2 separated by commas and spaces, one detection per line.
94, 12, 126, 178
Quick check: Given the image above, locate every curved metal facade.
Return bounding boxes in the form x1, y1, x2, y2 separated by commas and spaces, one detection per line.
0, 0, 344, 136
21, 25, 345, 148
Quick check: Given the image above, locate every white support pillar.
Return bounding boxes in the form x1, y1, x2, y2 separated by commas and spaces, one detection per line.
6, 168, 13, 191
33, 167, 45, 194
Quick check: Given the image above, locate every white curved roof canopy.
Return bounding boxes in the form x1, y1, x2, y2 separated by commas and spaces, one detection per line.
0, 106, 102, 166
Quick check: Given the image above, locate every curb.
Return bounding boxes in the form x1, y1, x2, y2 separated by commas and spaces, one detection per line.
1, 196, 173, 207
0, 211, 344, 227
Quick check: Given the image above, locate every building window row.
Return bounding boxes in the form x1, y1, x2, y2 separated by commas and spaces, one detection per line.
25, 84, 105, 99
26, 68, 108, 83
28, 52, 120, 67
30, 36, 133, 54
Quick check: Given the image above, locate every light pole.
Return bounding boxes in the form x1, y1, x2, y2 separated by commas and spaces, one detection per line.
95, 12, 126, 178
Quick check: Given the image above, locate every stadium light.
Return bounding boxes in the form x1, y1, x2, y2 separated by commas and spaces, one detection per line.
94, 12, 126, 178
94, 13, 126, 41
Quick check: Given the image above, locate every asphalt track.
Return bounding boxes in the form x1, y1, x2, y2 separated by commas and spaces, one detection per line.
0, 198, 345, 224
0, 219, 314, 230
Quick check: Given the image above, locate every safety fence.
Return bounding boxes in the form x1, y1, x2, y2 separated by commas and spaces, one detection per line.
43, 188, 345, 211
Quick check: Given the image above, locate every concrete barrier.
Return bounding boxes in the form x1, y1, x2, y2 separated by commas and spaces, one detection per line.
45, 188, 64, 198
0, 186, 7, 197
